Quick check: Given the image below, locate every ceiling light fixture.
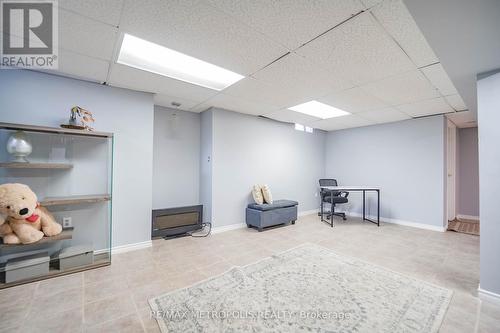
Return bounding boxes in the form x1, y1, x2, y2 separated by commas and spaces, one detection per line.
288, 100, 350, 119
294, 123, 305, 131
117, 34, 245, 91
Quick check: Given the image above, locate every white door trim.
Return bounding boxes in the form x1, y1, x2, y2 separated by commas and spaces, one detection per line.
446, 120, 457, 222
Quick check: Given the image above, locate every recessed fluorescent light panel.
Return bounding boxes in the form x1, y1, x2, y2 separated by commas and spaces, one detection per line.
117, 34, 244, 91
288, 100, 350, 119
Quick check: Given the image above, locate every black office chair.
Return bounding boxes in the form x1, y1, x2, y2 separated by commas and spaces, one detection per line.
319, 179, 349, 223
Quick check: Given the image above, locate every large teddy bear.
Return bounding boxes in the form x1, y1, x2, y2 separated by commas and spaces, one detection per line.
0, 183, 62, 244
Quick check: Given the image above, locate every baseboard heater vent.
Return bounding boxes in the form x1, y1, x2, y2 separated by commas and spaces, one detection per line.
151, 205, 203, 238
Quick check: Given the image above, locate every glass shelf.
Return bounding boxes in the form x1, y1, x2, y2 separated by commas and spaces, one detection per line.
0, 122, 113, 289
40, 194, 111, 206
0, 162, 73, 169
0, 228, 74, 249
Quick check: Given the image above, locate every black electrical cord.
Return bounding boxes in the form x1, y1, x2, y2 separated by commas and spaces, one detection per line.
189, 222, 212, 237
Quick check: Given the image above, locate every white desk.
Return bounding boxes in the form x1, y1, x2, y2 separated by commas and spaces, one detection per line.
320, 186, 380, 227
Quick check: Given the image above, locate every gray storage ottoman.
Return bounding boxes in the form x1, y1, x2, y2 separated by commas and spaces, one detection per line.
1, 253, 50, 283
246, 200, 298, 231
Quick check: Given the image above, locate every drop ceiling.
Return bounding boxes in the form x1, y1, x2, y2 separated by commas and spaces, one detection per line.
36, 0, 468, 131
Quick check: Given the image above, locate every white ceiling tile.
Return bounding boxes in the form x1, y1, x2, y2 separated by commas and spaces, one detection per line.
108, 63, 218, 102
318, 87, 388, 113
154, 94, 199, 111
371, 0, 438, 67
263, 109, 321, 126
120, 0, 288, 75
59, 9, 118, 61
396, 97, 454, 117
296, 12, 415, 85
421, 63, 459, 96
58, 0, 124, 26
222, 77, 309, 109
358, 107, 411, 123
445, 94, 468, 111
446, 111, 477, 128
252, 53, 354, 97
198, 93, 280, 116
45, 49, 109, 82
311, 114, 374, 131
360, 70, 440, 105
206, 0, 364, 50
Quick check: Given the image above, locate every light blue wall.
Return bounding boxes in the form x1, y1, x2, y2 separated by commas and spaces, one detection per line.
325, 116, 446, 228
199, 109, 213, 223
153, 106, 200, 209
209, 108, 326, 228
0, 71, 453, 247
477, 70, 500, 295
457, 127, 479, 217
0, 70, 154, 248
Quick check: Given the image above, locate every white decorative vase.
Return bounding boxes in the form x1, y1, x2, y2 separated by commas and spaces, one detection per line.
6, 131, 32, 163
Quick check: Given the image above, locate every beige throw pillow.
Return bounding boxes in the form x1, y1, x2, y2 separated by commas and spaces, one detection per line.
261, 184, 273, 204
252, 184, 264, 205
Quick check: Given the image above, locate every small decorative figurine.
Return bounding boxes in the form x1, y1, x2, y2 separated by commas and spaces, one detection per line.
61, 106, 95, 131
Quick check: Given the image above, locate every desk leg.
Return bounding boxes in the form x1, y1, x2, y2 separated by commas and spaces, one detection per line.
362, 190, 366, 221
330, 194, 334, 227
320, 193, 323, 220
377, 190, 380, 227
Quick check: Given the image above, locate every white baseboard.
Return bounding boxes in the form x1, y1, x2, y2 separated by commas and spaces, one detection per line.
385, 218, 446, 232
95, 240, 153, 255
346, 212, 446, 232
211, 223, 247, 234
112, 240, 153, 254
100, 210, 445, 255
96, 209, 445, 256
298, 209, 319, 217
478, 287, 500, 305
457, 214, 480, 221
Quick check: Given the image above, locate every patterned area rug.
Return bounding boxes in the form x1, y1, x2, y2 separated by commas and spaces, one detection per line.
150, 244, 452, 333
448, 219, 480, 236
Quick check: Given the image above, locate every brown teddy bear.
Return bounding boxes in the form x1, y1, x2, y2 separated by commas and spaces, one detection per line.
0, 183, 62, 244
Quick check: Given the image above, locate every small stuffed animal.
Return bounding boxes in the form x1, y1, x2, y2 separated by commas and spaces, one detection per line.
0, 183, 62, 244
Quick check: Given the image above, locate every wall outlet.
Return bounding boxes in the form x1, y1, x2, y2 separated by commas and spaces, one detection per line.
62, 217, 72, 228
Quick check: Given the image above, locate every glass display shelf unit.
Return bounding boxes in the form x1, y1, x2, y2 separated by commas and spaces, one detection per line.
0, 122, 113, 289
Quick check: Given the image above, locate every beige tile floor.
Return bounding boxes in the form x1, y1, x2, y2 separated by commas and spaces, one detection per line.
1, 214, 499, 333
